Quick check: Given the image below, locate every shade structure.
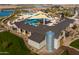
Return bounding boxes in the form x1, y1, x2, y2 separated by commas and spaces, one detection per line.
30, 14, 48, 19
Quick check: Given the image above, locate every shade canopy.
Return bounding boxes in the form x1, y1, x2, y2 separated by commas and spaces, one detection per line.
29, 11, 48, 19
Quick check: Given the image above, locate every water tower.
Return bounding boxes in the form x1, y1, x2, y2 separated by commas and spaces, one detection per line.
45, 31, 55, 53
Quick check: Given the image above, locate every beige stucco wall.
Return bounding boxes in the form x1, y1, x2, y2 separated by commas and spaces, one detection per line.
22, 30, 26, 35
28, 38, 60, 50
28, 39, 45, 49
54, 38, 60, 49
28, 39, 40, 49
39, 40, 46, 48
17, 28, 21, 33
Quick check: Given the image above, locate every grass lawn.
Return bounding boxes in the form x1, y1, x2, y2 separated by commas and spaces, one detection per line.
0, 31, 33, 55
70, 39, 79, 49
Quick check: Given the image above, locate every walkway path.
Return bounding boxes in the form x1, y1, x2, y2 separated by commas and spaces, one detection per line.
67, 10, 78, 19
64, 37, 78, 46
69, 46, 79, 51
62, 46, 79, 55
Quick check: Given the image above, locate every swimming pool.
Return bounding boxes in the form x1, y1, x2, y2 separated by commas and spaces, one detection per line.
0, 10, 14, 17
24, 18, 49, 27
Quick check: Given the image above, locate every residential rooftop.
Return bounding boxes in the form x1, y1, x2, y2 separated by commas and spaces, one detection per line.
15, 18, 74, 43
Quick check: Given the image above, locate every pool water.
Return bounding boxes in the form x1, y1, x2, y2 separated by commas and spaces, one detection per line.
0, 10, 14, 17
24, 18, 49, 27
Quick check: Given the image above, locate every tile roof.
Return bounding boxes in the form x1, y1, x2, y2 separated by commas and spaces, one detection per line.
15, 18, 74, 43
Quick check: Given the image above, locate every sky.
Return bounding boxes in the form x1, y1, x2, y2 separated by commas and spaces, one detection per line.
0, 0, 79, 4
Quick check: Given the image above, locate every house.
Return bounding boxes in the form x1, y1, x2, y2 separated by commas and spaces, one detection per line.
9, 11, 75, 52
